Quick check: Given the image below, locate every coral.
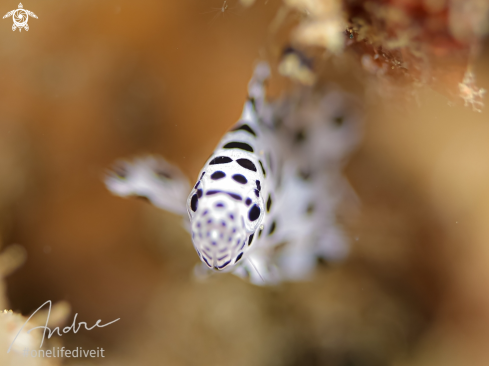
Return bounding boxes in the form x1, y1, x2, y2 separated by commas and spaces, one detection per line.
458, 69, 486, 112
0, 247, 69, 366
286, 0, 346, 54
274, 0, 488, 109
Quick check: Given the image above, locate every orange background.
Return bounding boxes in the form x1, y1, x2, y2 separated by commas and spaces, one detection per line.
0, 1, 489, 365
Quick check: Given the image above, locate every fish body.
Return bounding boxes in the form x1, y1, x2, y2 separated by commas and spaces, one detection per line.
105, 63, 362, 285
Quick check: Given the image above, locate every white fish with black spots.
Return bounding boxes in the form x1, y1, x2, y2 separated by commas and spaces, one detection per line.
105, 62, 363, 285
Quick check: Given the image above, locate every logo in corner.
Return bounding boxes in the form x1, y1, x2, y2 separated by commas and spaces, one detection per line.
3, 3, 37, 32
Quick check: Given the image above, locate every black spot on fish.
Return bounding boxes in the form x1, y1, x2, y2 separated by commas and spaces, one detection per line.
218, 260, 231, 269
248, 97, 256, 110
333, 116, 344, 126
211, 171, 226, 180
248, 233, 254, 246
294, 129, 306, 144
256, 180, 261, 191
194, 181, 200, 189
228, 193, 242, 201
317, 257, 329, 266
135, 195, 150, 203
232, 174, 247, 184
259, 160, 266, 177
202, 256, 211, 268
268, 221, 276, 235
113, 165, 127, 179
254, 189, 259, 197
190, 194, 198, 212
237, 158, 257, 172
209, 156, 233, 165
206, 190, 242, 201
235, 252, 244, 263
231, 124, 257, 136
197, 189, 203, 198
248, 205, 260, 221
245, 198, 252, 206
298, 168, 312, 180
223, 142, 254, 152
155, 170, 171, 179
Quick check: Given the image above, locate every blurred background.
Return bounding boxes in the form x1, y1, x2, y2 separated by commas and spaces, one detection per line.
0, 0, 489, 365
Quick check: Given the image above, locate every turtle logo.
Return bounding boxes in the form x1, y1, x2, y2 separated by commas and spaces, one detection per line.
3, 3, 37, 32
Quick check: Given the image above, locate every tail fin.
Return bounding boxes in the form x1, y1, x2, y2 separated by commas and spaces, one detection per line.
246, 62, 273, 125
248, 62, 270, 101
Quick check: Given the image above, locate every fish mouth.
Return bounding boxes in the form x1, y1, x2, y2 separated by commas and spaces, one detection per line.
190, 195, 247, 269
